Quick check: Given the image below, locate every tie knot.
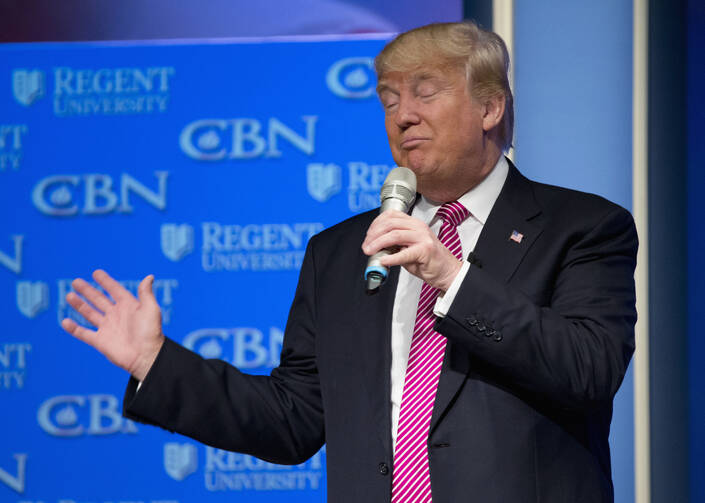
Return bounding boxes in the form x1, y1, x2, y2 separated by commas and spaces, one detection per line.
436, 201, 469, 227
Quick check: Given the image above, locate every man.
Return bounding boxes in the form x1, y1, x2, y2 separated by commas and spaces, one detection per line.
62, 22, 637, 502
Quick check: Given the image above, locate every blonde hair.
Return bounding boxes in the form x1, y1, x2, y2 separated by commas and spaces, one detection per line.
375, 21, 514, 151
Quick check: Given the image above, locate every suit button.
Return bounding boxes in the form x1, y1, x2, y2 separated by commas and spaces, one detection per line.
493, 332, 503, 342
379, 462, 389, 475
476, 323, 486, 332
485, 329, 495, 338
465, 317, 478, 326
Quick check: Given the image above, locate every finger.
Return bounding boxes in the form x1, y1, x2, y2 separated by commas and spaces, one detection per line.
65, 292, 104, 327
378, 245, 419, 267
72, 278, 113, 312
368, 211, 416, 231
366, 213, 424, 241
364, 229, 420, 256
364, 216, 419, 249
93, 269, 132, 303
61, 318, 99, 346
137, 275, 156, 305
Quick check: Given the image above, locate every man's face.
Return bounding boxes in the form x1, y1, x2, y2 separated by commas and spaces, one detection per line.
377, 67, 491, 201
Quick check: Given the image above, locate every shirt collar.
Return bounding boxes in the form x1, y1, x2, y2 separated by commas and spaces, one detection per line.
412, 155, 509, 226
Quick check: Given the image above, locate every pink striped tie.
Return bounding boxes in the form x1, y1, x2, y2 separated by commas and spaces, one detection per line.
391, 201, 469, 503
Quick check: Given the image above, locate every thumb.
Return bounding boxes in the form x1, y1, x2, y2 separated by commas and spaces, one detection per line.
137, 274, 156, 304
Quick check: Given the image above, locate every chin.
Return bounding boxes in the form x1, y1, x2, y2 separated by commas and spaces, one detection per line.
402, 151, 429, 171
405, 162, 431, 179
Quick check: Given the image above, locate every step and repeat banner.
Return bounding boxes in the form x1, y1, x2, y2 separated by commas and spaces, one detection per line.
0, 36, 635, 502
0, 38, 393, 503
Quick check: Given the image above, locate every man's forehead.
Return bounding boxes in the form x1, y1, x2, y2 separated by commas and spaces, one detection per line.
377, 66, 464, 92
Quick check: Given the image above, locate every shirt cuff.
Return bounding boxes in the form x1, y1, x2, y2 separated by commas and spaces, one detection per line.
433, 260, 471, 318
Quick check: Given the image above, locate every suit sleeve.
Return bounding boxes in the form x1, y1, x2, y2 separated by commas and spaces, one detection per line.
122, 238, 324, 465
435, 205, 638, 412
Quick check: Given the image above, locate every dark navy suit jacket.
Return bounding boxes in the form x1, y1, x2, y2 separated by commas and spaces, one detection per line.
124, 163, 637, 502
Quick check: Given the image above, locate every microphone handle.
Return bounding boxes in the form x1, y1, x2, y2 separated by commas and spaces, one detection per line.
364, 196, 411, 292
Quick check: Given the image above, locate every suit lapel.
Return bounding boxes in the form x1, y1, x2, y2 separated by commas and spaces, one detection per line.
430, 161, 544, 433
355, 255, 400, 455
472, 165, 542, 282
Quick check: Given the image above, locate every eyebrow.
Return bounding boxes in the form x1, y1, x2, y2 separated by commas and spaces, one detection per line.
411, 72, 442, 84
376, 81, 397, 95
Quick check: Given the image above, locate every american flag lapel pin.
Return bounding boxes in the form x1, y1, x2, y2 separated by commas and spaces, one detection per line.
510, 230, 524, 243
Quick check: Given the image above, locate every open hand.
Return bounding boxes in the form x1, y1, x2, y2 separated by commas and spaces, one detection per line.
61, 269, 165, 381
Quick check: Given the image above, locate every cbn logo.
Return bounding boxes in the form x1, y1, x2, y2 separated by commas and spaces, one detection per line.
0, 454, 26, 494
12, 69, 45, 106
31, 171, 168, 216
161, 223, 194, 262
164, 442, 198, 481
16, 281, 49, 319
179, 117, 317, 161
0, 235, 23, 275
183, 327, 283, 369
326, 57, 375, 99
37, 394, 138, 436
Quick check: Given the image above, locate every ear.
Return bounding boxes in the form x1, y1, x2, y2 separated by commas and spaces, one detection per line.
481, 94, 506, 133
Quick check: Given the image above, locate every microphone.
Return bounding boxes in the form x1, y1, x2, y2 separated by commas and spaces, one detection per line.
364, 166, 417, 292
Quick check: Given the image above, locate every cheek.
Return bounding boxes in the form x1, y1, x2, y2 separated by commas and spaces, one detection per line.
446, 116, 481, 151
384, 117, 397, 140
385, 125, 403, 161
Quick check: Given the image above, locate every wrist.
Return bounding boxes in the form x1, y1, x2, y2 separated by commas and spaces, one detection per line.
437, 258, 463, 292
132, 334, 165, 381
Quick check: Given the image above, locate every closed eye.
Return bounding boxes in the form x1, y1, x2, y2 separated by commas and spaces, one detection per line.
381, 99, 399, 111
416, 82, 440, 99
379, 90, 399, 110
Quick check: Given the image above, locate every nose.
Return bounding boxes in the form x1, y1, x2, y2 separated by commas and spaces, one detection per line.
394, 95, 421, 129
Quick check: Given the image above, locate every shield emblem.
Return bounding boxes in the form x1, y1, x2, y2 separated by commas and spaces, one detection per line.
161, 224, 194, 262
164, 442, 198, 481
12, 69, 45, 107
16, 281, 49, 318
307, 163, 341, 202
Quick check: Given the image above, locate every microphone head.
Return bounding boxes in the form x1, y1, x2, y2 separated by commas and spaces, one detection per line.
380, 166, 417, 212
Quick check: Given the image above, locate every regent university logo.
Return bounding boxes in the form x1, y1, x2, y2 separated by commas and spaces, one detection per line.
161, 223, 195, 262
16, 281, 49, 319
306, 163, 341, 202
164, 442, 198, 481
12, 69, 45, 107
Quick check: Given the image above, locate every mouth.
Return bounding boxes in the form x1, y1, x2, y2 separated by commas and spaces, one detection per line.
400, 137, 429, 149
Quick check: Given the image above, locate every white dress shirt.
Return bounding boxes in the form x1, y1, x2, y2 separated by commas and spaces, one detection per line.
390, 156, 509, 448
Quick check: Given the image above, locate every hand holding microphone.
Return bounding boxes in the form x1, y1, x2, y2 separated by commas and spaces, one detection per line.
363, 167, 417, 291
362, 167, 464, 294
